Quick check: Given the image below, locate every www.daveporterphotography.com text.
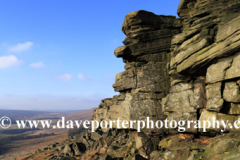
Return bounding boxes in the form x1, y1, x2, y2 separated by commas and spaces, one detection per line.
1, 116, 240, 133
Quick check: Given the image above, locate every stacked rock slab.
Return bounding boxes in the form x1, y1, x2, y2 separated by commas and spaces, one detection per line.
92, 10, 182, 133
164, 0, 240, 133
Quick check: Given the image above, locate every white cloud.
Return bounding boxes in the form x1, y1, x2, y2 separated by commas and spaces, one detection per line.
29, 61, 46, 68
78, 73, 89, 81
0, 55, 22, 69
57, 74, 72, 81
9, 42, 33, 53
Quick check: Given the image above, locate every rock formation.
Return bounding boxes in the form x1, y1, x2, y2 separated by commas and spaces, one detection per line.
25, 0, 240, 160
168, 0, 240, 134
93, 10, 182, 134
93, 0, 240, 135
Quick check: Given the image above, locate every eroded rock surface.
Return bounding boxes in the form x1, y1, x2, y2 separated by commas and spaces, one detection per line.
93, 10, 182, 133
166, 0, 240, 136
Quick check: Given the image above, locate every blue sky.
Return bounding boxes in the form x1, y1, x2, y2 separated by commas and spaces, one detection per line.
0, 0, 179, 110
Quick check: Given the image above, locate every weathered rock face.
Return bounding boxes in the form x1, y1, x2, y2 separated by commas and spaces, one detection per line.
89, 2, 240, 160
170, 0, 240, 76
163, 82, 206, 133
93, 0, 240, 136
92, 10, 182, 133
164, 0, 240, 134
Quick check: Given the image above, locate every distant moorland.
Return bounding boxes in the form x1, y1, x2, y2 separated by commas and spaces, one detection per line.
0, 109, 94, 160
